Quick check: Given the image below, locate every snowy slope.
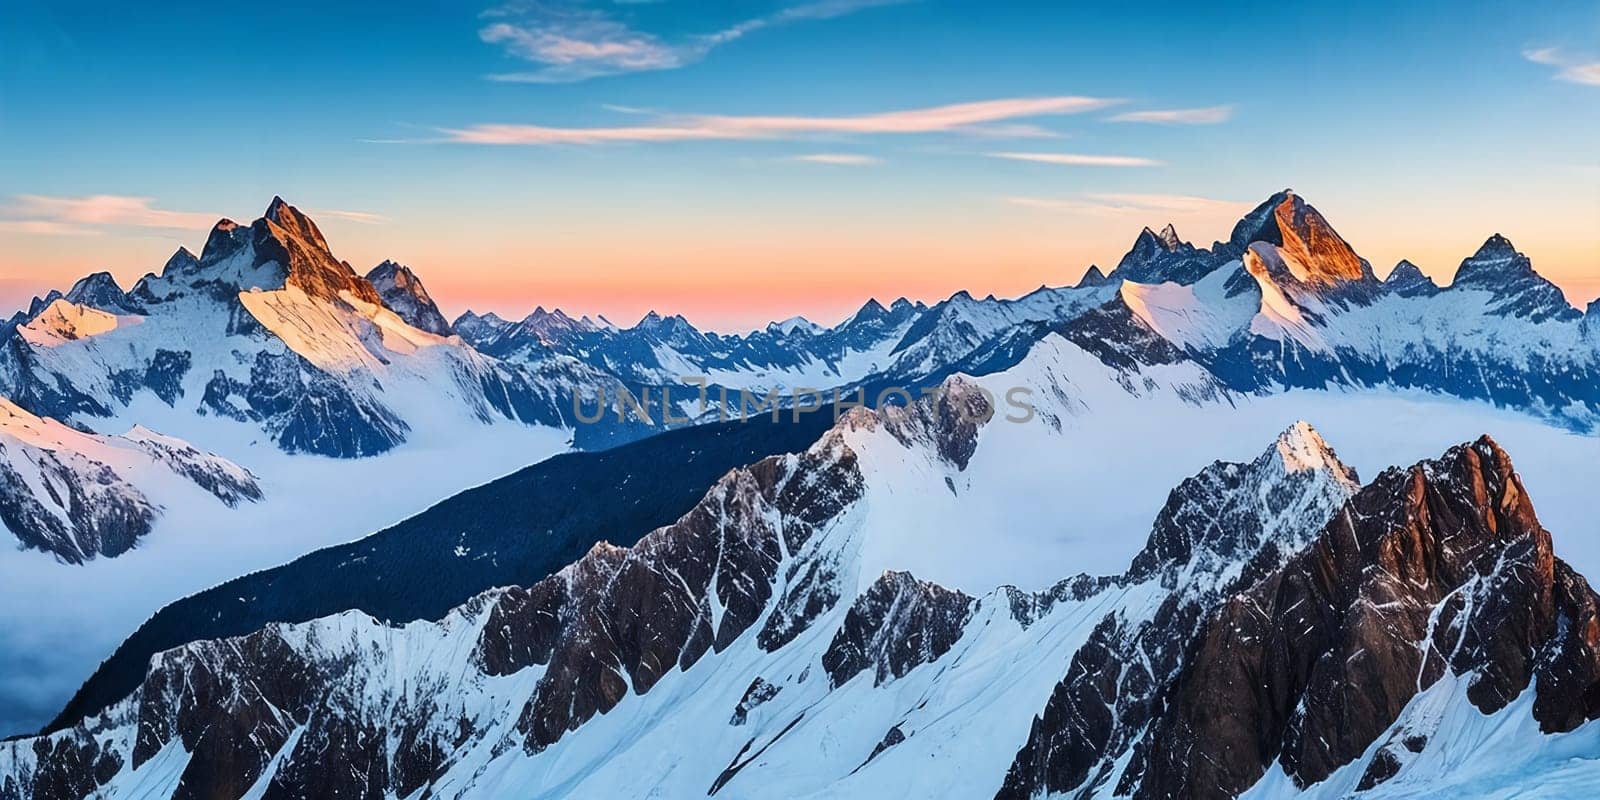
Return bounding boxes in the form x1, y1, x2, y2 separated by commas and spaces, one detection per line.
0, 398, 258, 563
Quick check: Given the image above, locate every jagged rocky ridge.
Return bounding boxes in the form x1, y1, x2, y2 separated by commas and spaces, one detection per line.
6, 189, 1596, 461
0, 399, 259, 563
438, 189, 1595, 434
4, 370, 1595, 797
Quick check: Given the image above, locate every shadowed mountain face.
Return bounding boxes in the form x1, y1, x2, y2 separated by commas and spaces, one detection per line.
365, 260, 451, 336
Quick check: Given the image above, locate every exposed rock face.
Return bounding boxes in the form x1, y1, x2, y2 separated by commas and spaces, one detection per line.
482, 434, 865, 751
366, 260, 451, 335
998, 423, 1361, 799
1252, 191, 1371, 287
1584, 299, 1600, 348
1129, 437, 1600, 798
0, 443, 153, 563
199, 349, 410, 457
821, 571, 974, 687
258, 197, 385, 307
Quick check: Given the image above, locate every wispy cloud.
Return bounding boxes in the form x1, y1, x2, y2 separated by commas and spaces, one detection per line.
987, 152, 1162, 167
481, 0, 909, 83
441, 96, 1120, 144
0, 195, 218, 236
0, 196, 385, 237
307, 208, 388, 224
1523, 46, 1600, 86
1107, 105, 1233, 125
1006, 193, 1247, 215
0, 220, 99, 237
1004, 192, 1248, 220
790, 153, 882, 165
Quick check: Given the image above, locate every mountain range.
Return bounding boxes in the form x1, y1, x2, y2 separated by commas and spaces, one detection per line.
1, 189, 1597, 799
3, 190, 1594, 565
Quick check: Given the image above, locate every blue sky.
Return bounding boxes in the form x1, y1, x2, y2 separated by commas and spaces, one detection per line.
1, 0, 1596, 328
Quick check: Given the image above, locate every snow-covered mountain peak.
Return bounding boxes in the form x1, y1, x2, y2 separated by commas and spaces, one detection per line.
1448, 233, 1578, 321
149, 199, 379, 307
64, 272, 137, 315
196, 217, 248, 265
1468, 232, 1518, 261
767, 315, 821, 336
845, 298, 890, 326
1269, 419, 1348, 475
1226, 188, 1296, 249
509, 305, 593, 345
1076, 264, 1110, 287
1383, 258, 1440, 297
1256, 191, 1371, 287
634, 309, 698, 338
161, 246, 199, 275
255, 199, 383, 306
1453, 233, 1526, 285
366, 259, 451, 335
1124, 420, 1360, 590
1110, 218, 1224, 285
450, 309, 509, 347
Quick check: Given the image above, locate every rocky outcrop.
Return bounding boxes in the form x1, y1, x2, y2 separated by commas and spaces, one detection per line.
479, 432, 865, 751
1129, 437, 1600, 798
366, 260, 451, 335
199, 350, 410, 457
821, 571, 974, 687
998, 423, 1361, 799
